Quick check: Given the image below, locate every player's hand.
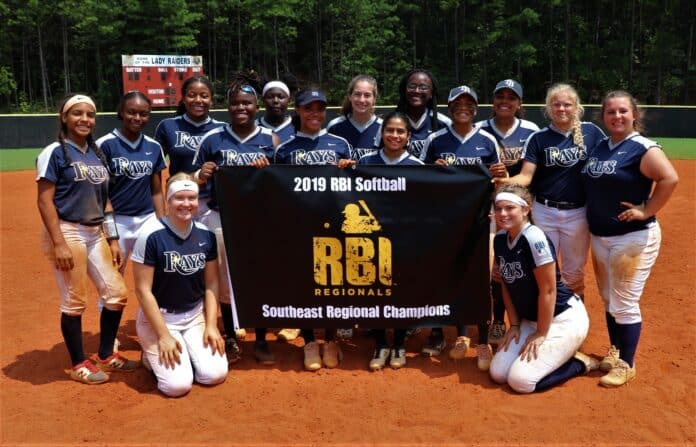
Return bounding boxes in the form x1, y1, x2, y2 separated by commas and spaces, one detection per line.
158, 334, 183, 369
53, 241, 74, 271
251, 157, 270, 169
199, 161, 218, 182
520, 331, 546, 362
434, 159, 448, 166
337, 159, 356, 169
108, 239, 123, 269
619, 201, 649, 222
501, 325, 520, 352
203, 324, 225, 356
489, 162, 508, 179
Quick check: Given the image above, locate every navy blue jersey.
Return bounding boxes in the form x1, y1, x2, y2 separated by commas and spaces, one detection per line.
275, 130, 351, 165
257, 116, 295, 143
522, 122, 606, 205
494, 224, 573, 322
582, 132, 658, 237
358, 150, 424, 165
477, 118, 539, 176
97, 129, 167, 216
132, 218, 217, 313
154, 114, 225, 176
194, 125, 275, 208
404, 109, 452, 159
36, 140, 110, 225
327, 115, 382, 161
421, 126, 500, 166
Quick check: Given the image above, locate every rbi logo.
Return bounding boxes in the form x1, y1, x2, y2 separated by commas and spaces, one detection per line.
313, 200, 392, 287
503, 79, 515, 88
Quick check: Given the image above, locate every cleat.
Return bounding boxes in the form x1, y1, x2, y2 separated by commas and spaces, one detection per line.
91, 353, 138, 372
600, 359, 636, 387
254, 341, 275, 366
422, 331, 446, 357
488, 321, 506, 346
600, 345, 620, 372
448, 336, 471, 360
277, 328, 301, 342
574, 351, 600, 373
225, 337, 242, 365
303, 342, 321, 371
322, 341, 343, 368
389, 347, 406, 369
369, 347, 390, 371
235, 328, 247, 340
69, 360, 109, 385
477, 344, 493, 371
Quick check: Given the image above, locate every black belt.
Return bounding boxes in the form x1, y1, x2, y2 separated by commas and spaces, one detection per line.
536, 197, 582, 210
159, 303, 200, 314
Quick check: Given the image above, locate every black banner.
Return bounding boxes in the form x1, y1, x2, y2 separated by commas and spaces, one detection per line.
216, 165, 493, 328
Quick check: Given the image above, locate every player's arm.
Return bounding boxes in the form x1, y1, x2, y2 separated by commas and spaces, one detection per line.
202, 260, 225, 355
497, 160, 535, 186
499, 280, 521, 351
37, 179, 72, 271
103, 199, 123, 268
620, 147, 679, 222
150, 172, 165, 218
488, 141, 508, 179
133, 261, 182, 368
519, 262, 556, 361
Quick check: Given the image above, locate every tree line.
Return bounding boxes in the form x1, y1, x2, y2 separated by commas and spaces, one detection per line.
1, 0, 693, 113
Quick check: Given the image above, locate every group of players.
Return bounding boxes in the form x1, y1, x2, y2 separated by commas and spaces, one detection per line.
36, 68, 678, 397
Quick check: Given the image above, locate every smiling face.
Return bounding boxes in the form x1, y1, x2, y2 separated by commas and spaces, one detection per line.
405, 72, 433, 109
262, 87, 289, 120
381, 115, 410, 156
228, 90, 258, 129
120, 96, 150, 139
493, 88, 521, 120
62, 102, 96, 145
602, 96, 636, 140
350, 80, 376, 116
548, 91, 578, 130
494, 200, 529, 234
297, 101, 326, 134
448, 95, 477, 127
168, 189, 199, 223
183, 81, 213, 121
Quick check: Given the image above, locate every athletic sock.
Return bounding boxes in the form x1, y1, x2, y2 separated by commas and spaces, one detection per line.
98, 308, 123, 359
393, 329, 407, 347
61, 313, 85, 366
491, 281, 505, 321
534, 358, 586, 392
605, 312, 619, 347
255, 328, 267, 341
477, 322, 488, 344
220, 303, 235, 339
373, 329, 388, 349
616, 321, 642, 367
301, 328, 315, 343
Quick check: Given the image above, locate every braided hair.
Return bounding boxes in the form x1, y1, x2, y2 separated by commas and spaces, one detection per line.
57, 94, 108, 169
396, 69, 442, 133
226, 70, 264, 104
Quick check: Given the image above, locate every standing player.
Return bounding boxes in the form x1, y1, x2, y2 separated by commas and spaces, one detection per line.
395, 69, 451, 158
477, 79, 539, 346
275, 88, 354, 371
193, 74, 277, 365
97, 91, 166, 280
36, 94, 137, 384
327, 74, 382, 161
489, 184, 599, 393
132, 173, 228, 397
359, 111, 421, 371
499, 83, 606, 298
420, 85, 506, 371
582, 91, 678, 386
258, 80, 295, 144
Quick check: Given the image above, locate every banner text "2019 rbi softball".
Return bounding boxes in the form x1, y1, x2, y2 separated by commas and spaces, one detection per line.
293, 176, 407, 192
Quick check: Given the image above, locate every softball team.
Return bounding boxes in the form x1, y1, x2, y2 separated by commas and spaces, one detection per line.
582, 91, 678, 387
37, 94, 137, 384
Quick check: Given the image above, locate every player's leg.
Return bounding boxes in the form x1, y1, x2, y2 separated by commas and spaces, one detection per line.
591, 234, 621, 371
531, 202, 561, 257
557, 207, 590, 296
506, 296, 589, 393
600, 224, 661, 387
136, 309, 194, 397
489, 320, 533, 385
180, 310, 228, 386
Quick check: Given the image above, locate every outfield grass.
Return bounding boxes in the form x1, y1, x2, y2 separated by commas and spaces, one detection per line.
1, 138, 694, 172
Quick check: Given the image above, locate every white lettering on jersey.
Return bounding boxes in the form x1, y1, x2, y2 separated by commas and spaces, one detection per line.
442, 153, 482, 166
544, 146, 587, 167
111, 157, 153, 179
72, 162, 109, 184
582, 158, 617, 178
498, 256, 525, 283
163, 251, 206, 275
174, 131, 204, 152
290, 150, 338, 165
221, 150, 266, 166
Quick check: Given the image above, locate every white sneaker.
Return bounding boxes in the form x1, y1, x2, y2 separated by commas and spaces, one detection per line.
369, 348, 390, 371
277, 328, 301, 342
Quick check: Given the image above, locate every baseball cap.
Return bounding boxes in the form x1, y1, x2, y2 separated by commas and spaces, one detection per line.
296, 89, 327, 107
448, 85, 478, 104
494, 79, 523, 99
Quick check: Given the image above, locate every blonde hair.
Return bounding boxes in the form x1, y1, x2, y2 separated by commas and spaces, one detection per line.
495, 183, 534, 224
544, 83, 585, 148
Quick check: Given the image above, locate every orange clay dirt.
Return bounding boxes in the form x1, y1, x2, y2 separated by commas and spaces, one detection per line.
1, 161, 694, 446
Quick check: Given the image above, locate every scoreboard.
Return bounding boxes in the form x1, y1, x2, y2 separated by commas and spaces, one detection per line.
121, 54, 204, 108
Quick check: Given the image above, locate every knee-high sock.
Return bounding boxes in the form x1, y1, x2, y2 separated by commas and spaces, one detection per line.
373, 329, 388, 349
301, 329, 315, 343
98, 308, 123, 359
61, 313, 85, 366
491, 281, 505, 322
220, 303, 235, 338
616, 322, 642, 367
535, 358, 586, 392
605, 312, 619, 347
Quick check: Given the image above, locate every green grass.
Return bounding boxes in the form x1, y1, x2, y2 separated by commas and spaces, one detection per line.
1, 138, 694, 172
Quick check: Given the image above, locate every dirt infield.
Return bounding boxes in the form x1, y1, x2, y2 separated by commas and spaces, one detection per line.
1, 162, 694, 446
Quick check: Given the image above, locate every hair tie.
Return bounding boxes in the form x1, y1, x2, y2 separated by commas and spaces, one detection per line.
495, 192, 529, 207
167, 180, 199, 201
262, 81, 290, 97
62, 95, 96, 114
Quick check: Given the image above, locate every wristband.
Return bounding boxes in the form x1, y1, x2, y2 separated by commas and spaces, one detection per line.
510, 323, 520, 327
102, 212, 119, 241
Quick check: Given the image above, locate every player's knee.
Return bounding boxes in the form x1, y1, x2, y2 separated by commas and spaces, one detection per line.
196, 366, 228, 386
506, 368, 536, 394
611, 308, 641, 325
158, 377, 194, 398
488, 357, 509, 384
